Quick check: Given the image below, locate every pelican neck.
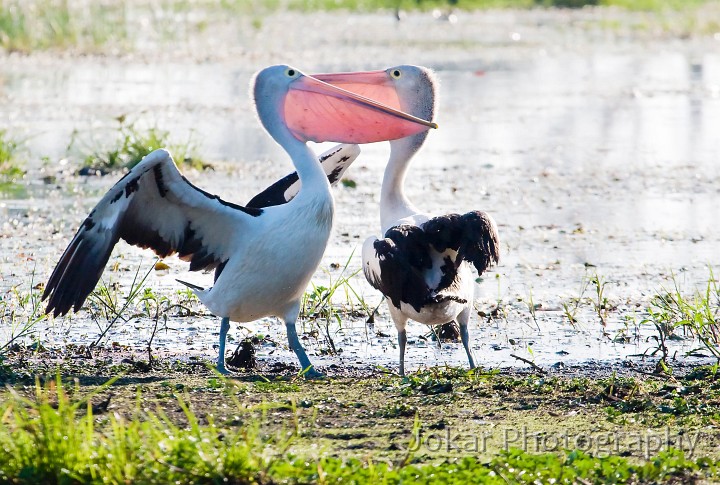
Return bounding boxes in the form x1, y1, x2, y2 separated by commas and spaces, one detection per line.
380, 137, 423, 229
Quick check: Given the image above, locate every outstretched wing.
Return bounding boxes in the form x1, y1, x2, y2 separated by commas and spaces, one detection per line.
43, 149, 262, 317
422, 210, 500, 282
362, 225, 433, 313
246, 144, 360, 208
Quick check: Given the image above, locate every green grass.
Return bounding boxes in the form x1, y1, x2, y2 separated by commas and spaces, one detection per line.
68, 117, 207, 174
300, 255, 371, 355
84, 260, 157, 349
560, 273, 590, 327
641, 270, 720, 368
590, 272, 611, 329
0, 373, 716, 484
388, 366, 720, 431
81, 260, 203, 358
0, 270, 47, 357
0, 0, 128, 53
0, 375, 275, 483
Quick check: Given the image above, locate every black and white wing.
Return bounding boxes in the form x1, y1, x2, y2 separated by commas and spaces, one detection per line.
43, 149, 262, 317
246, 144, 360, 208
363, 211, 500, 313
422, 211, 500, 279
362, 225, 434, 312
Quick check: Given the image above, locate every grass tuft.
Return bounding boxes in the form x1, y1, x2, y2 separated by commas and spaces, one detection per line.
0, 269, 48, 357
0, 0, 128, 53
0, 374, 274, 484
68, 117, 207, 174
643, 269, 720, 368
300, 253, 371, 355
0, 130, 25, 193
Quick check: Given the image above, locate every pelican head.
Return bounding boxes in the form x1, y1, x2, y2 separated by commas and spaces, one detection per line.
252, 64, 437, 147
313, 65, 438, 152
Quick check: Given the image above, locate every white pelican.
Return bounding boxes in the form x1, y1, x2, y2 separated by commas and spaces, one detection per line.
43, 65, 436, 376
315, 66, 500, 375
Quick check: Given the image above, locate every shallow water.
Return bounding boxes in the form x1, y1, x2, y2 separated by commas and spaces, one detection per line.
1, 9, 720, 372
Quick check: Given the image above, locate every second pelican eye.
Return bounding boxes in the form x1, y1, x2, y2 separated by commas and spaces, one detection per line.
391, 69, 402, 79
285, 68, 297, 77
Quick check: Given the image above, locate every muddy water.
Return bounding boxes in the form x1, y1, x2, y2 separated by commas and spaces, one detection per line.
1, 9, 720, 373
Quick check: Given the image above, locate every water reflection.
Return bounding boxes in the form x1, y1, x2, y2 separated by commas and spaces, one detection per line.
2, 49, 719, 171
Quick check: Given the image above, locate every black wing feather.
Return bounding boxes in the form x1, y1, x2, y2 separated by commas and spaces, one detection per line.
366, 225, 433, 313
365, 211, 500, 313
246, 143, 360, 209
423, 210, 500, 290
456, 211, 500, 275
246, 172, 300, 209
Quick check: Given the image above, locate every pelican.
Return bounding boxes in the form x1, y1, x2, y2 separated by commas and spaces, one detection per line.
315, 66, 500, 375
42, 65, 436, 376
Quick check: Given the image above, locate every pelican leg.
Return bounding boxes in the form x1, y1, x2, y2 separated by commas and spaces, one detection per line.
283, 304, 322, 378
398, 328, 407, 376
217, 317, 231, 375
389, 305, 409, 376
458, 307, 476, 369
285, 322, 323, 378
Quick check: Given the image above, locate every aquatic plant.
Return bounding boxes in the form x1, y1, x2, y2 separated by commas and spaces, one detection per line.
76, 258, 207, 361
558, 269, 615, 332
643, 270, 720, 366
68, 117, 206, 174
0, 271, 47, 356
137, 284, 202, 364
300, 253, 370, 355
590, 271, 611, 330
392, 366, 497, 396
0, 130, 24, 187
85, 260, 156, 348
561, 298, 580, 327
523, 287, 540, 330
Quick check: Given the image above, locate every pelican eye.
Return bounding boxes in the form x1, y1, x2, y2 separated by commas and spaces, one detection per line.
285, 68, 297, 77
391, 69, 402, 79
